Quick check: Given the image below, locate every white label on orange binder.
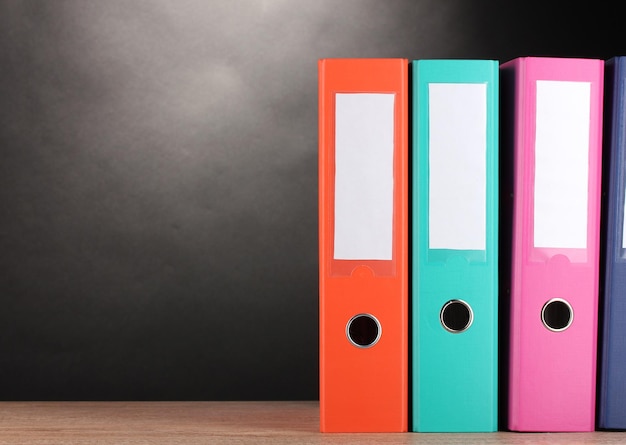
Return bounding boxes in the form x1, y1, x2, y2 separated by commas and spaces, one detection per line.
428, 83, 487, 251
334, 93, 394, 260
534, 80, 590, 249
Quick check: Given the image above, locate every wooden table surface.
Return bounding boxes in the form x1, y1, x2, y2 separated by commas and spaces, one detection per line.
0, 401, 625, 444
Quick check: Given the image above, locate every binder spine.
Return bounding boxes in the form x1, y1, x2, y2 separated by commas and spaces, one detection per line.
505, 57, 603, 432
319, 58, 408, 433
599, 56, 626, 430
412, 59, 498, 432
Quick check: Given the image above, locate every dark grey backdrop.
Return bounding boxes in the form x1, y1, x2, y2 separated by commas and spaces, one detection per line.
0, 0, 622, 400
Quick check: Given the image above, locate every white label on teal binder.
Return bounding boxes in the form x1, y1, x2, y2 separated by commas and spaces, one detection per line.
534, 80, 590, 249
334, 93, 394, 260
428, 83, 487, 251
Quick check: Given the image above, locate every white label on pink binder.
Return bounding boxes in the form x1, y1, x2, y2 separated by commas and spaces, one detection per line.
334, 93, 395, 260
534, 80, 590, 249
428, 83, 487, 251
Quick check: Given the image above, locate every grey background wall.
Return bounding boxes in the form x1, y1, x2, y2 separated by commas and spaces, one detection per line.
0, 0, 622, 400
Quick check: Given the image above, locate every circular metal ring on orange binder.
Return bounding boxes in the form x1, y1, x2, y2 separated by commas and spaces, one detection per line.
541, 298, 574, 332
440, 299, 474, 333
346, 313, 381, 348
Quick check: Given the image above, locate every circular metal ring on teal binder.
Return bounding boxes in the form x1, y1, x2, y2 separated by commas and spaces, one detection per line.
440, 299, 474, 333
346, 313, 381, 348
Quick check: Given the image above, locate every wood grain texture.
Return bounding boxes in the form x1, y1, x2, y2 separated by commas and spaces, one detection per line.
0, 401, 625, 444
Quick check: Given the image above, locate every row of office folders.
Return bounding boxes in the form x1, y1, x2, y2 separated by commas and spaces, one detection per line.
318, 56, 626, 433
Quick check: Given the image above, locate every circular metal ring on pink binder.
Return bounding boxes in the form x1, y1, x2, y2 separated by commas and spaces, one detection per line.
541, 298, 574, 332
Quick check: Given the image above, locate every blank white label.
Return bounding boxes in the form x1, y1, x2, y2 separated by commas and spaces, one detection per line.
534, 81, 590, 249
428, 83, 487, 250
334, 93, 395, 260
